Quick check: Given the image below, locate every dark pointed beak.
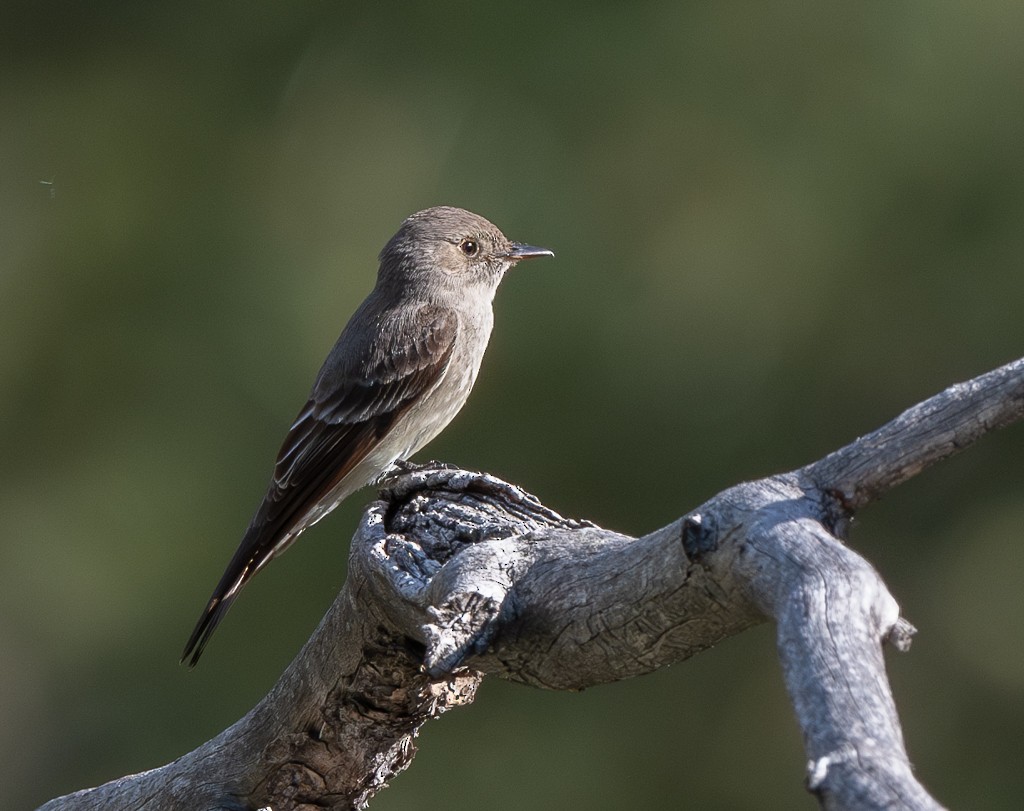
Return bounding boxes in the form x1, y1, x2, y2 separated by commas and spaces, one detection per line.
508, 243, 555, 261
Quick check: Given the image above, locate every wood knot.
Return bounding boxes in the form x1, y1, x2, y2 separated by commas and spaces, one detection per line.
681, 513, 716, 560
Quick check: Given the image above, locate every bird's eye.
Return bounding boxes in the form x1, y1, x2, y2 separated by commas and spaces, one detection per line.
459, 239, 479, 257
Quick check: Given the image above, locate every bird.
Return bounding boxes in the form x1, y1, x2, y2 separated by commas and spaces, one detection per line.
181, 206, 553, 666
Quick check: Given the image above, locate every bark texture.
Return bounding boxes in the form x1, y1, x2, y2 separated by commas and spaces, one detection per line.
37, 356, 1024, 811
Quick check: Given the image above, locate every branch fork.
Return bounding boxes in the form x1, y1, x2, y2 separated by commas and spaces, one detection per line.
39, 356, 1024, 810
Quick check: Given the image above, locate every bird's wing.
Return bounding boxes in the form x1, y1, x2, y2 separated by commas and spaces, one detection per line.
181, 303, 458, 666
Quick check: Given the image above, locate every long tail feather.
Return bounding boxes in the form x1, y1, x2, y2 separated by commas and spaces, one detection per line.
181, 591, 240, 667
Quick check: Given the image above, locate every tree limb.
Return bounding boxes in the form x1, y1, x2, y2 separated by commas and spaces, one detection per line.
37, 356, 1024, 811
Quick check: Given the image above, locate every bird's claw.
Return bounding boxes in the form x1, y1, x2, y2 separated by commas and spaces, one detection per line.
383, 459, 459, 478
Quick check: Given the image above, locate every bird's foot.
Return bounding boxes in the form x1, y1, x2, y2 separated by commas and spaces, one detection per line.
382, 459, 459, 478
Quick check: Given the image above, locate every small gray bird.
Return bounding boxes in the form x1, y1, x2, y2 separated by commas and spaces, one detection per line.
182, 206, 553, 666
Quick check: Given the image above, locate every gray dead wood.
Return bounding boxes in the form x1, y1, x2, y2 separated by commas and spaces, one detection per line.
37, 357, 1024, 811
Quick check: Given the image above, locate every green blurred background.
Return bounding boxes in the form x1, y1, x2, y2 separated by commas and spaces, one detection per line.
3, 2, 1024, 808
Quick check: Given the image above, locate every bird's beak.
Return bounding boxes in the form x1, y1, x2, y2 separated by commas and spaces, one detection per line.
507, 243, 555, 261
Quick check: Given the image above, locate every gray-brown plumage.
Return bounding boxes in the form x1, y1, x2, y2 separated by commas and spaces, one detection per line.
182, 206, 553, 666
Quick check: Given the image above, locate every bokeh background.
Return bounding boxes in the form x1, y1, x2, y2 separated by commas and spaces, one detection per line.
3, 2, 1024, 808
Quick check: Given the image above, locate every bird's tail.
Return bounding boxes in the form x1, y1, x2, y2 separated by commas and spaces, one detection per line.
180, 534, 267, 667
181, 488, 308, 666
180, 591, 239, 668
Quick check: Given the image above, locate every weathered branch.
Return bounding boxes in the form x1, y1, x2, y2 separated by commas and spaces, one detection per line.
805, 356, 1024, 510
38, 356, 1024, 811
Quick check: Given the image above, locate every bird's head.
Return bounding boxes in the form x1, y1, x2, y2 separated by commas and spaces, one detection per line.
378, 206, 553, 298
